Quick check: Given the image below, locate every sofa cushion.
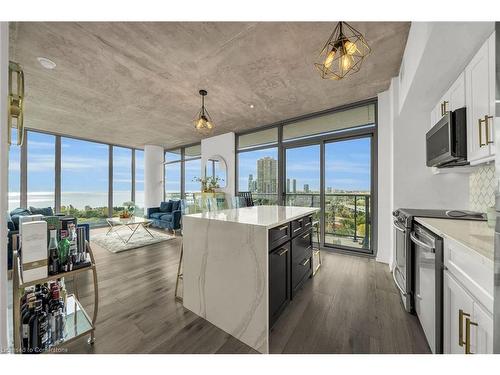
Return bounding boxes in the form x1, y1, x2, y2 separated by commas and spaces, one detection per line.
171, 200, 181, 211
9, 208, 32, 230
29, 206, 54, 217
150, 212, 165, 219
160, 201, 173, 213
160, 213, 173, 222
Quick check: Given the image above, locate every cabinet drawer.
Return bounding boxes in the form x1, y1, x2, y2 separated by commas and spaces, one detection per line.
443, 238, 493, 313
291, 215, 313, 237
269, 223, 290, 250
291, 229, 313, 297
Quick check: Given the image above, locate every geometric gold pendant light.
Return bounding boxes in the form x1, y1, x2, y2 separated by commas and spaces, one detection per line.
193, 89, 215, 135
314, 22, 371, 81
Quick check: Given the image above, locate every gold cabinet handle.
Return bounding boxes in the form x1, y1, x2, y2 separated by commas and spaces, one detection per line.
300, 258, 310, 267
485, 115, 494, 145
478, 118, 486, 147
277, 247, 288, 257
465, 317, 478, 354
459, 309, 470, 347
8, 61, 25, 146
442, 100, 448, 116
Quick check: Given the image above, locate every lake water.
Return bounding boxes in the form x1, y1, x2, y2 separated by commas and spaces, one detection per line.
8, 191, 144, 212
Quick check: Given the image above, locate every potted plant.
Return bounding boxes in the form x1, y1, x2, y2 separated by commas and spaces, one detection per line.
121, 201, 136, 218
193, 176, 223, 193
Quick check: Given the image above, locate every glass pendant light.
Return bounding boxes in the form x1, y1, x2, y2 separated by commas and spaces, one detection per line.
194, 89, 215, 135
315, 22, 371, 80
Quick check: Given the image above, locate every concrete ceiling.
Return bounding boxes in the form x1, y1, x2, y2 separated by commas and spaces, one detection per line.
9, 22, 409, 149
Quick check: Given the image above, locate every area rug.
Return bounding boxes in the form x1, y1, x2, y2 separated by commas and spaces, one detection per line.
91, 228, 176, 253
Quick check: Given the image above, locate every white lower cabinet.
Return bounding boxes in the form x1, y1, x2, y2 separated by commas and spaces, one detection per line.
443, 270, 493, 354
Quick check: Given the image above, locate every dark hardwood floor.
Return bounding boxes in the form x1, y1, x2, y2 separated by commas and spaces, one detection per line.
63, 227, 430, 354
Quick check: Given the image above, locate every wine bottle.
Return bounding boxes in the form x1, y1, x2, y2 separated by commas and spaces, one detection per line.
48, 230, 59, 275
58, 238, 70, 272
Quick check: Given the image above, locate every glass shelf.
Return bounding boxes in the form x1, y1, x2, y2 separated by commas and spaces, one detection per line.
45, 294, 94, 351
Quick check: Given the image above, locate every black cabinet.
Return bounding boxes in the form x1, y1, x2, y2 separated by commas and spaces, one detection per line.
269, 242, 290, 328
291, 229, 313, 297
268, 214, 314, 327
268, 223, 291, 250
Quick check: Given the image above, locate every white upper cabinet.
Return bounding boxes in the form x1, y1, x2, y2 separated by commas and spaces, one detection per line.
429, 71, 466, 130
465, 32, 495, 165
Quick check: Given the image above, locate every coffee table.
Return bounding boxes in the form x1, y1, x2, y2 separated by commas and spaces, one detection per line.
106, 217, 154, 244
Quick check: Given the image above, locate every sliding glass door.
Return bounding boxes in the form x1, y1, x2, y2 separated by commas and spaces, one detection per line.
284, 135, 374, 254
284, 144, 321, 244
324, 137, 372, 253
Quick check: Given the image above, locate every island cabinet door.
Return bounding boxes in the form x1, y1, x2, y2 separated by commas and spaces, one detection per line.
269, 242, 291, 328
291, 229, 313, 297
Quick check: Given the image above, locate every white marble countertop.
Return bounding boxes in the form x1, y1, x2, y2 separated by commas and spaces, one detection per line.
184, 205, 319, 229
414, 217, 494, 261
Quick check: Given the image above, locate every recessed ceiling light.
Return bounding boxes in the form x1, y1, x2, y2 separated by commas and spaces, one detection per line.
37, 57, 56, 70
249, 104, 255, 109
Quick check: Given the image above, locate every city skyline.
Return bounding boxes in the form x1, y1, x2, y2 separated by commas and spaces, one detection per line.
240, 137, 371, 194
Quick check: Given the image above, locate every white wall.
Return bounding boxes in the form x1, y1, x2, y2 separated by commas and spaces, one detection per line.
0, 22, 9, 352
201, 132, 236, 200
144, 145, 164, 209
376, 22, 495, 267
376, 77, 397, 265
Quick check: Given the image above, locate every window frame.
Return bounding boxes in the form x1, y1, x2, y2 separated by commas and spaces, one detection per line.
12, 128, 143, 227
163, 142, 202, 201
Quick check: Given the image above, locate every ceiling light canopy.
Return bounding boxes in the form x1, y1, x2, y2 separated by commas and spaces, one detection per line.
194, 89, 215, 135
315, 22, 371, 81
37, 56, 56, 70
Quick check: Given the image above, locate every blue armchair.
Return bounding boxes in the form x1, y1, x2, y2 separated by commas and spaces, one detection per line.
147, 200, 182, 231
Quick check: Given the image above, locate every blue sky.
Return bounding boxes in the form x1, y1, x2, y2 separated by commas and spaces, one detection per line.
8, 131, 145, 206
238, 137, 371, 193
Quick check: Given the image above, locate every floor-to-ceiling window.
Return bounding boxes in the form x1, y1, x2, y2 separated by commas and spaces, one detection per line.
61, 137, 109, 226
164, 149, 182, 200
163, 144, 202, 201
135, 149, 145, 217
324, 137, 372, 251
236, 101, 376, 255
8, 129, 21, 211
27, 132, 55, 210
184, 144, 201, 204
237, 128, 279, 205
112, 146, 132, 216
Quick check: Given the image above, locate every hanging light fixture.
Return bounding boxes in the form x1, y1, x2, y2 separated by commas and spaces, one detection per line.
315, 22, 371, 80
194, 89, 215, 135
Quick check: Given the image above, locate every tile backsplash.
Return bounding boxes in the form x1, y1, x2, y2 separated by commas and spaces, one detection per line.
469, 164, 496, 213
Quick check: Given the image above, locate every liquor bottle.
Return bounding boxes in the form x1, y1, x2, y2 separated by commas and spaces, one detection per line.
21, 301, 35, 351
68, 224, 78, 264
58, 238, 70, 272
37, 302, 49, 351
28, 300, 40, 353
48, 230, 59, 275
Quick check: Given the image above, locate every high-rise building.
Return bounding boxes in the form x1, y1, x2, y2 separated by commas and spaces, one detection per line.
292, 179, 297, 193
304, 184, 310, 193
248, 174, 254, 192
326, 186, 332, 194
286, 178, 290, 193
257, 157, 277, 193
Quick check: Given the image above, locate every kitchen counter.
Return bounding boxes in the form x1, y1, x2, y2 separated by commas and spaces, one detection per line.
182, 205, 319, 353
414, 217, 494, 261
184, 205, 319, 229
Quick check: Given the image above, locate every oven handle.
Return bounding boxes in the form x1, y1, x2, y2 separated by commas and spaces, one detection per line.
393, 221, 406, 233
410, 232, 435, 253
392, 267, 408, 296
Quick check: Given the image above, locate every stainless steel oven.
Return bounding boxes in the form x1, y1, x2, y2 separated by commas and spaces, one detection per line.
392, 215, 413, 313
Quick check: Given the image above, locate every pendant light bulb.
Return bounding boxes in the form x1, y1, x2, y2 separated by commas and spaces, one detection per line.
324, 49, 336, 69
340, 54, 353, 71
344, 40, 358, 55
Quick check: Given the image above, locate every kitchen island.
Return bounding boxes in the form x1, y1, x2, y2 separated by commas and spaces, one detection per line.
182, 205, 319, 353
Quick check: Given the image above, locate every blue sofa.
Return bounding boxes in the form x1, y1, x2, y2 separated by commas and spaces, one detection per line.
147, 200, 182, 231
6, 207, 90, 271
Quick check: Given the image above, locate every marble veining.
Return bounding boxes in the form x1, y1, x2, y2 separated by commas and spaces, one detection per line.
183, 215, 269, 353
184, 205, 319, 229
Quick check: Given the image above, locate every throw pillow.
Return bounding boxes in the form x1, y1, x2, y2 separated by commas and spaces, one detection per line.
160, 201, 173, 213
171, 200, 181, 211
30, 206, 54, 217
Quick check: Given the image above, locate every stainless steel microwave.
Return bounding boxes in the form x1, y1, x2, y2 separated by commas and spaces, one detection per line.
426, 107, 467, 168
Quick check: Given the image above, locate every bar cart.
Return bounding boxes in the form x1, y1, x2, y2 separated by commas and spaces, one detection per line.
12, 241, 99, 353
